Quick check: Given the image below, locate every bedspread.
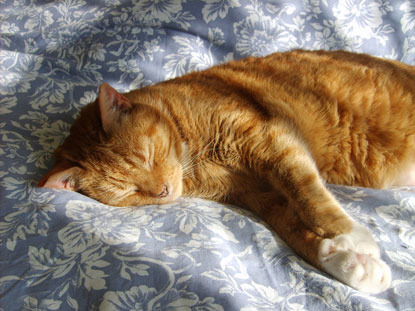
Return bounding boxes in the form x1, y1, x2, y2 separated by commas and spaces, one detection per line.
1, 1, 415, 310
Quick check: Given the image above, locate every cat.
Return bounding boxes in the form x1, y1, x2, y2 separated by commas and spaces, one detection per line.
38, 49, 415, 294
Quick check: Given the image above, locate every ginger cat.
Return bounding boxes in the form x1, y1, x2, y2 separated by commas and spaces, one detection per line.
38, 49, 415, 294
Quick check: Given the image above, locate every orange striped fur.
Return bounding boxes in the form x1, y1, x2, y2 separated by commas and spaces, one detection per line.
39, 50, 415, 292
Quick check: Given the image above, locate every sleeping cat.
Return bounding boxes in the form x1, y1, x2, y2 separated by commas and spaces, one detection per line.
38, 49, 415, 294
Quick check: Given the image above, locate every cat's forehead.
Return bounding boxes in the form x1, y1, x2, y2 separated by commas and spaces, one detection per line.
106, 132, 169, 164
135, 136, 155, 156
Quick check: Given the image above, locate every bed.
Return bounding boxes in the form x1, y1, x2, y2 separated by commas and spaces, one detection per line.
1, 0, 415, 310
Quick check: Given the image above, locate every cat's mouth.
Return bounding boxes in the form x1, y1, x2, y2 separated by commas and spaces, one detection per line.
157, 183, 182, 204
152, 166, 183, 204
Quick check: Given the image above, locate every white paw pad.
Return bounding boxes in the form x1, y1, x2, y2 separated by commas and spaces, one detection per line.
318, 224, 391, 294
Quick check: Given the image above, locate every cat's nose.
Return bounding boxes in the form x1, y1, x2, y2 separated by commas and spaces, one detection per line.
157, 183, 170, 198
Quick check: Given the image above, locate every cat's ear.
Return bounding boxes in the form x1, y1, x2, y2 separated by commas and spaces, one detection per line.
38, 166, 81, 191
98, 83, 132, 133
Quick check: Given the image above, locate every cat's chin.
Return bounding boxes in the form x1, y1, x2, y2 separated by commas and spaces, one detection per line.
168, 178, 183, 202
157, 195, 181, 205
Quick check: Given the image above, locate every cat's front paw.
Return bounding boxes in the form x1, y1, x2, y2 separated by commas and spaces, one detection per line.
318, 224, 391, 294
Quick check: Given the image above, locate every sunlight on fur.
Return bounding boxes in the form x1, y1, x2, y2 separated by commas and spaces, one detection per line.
39, 49, 415, 293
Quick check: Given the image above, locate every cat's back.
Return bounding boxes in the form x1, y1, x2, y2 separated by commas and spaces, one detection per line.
181, 49, 415, 146
166, 49, 415, 121
258, 50, 415, 187
215, 49, 415, 115
255, 49, 415, 134
136, 49, 415, 122
176, 49, 415, 187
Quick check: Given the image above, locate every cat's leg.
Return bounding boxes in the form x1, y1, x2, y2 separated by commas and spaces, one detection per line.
249, 128, 353, 238
243, 128, 391, 293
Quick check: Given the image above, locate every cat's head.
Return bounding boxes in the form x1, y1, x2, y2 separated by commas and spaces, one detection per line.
38, 83, 184, 206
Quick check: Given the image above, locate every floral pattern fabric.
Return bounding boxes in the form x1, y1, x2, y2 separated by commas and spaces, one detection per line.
1, 0, 415, 310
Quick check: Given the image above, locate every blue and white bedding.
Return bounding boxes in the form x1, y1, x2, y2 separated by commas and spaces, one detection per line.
1, 1, 415, 310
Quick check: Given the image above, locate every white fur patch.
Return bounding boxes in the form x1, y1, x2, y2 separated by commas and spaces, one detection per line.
391, 161, 415, 187
318, 223, 391, 294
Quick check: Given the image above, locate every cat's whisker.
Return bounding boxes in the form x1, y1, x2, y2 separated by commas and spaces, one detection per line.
182, 163, 201, 177
181, 140, 216, 177
181, 146, 241, 179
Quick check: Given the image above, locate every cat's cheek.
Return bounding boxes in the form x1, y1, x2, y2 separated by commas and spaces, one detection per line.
173, 167, 184, 199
